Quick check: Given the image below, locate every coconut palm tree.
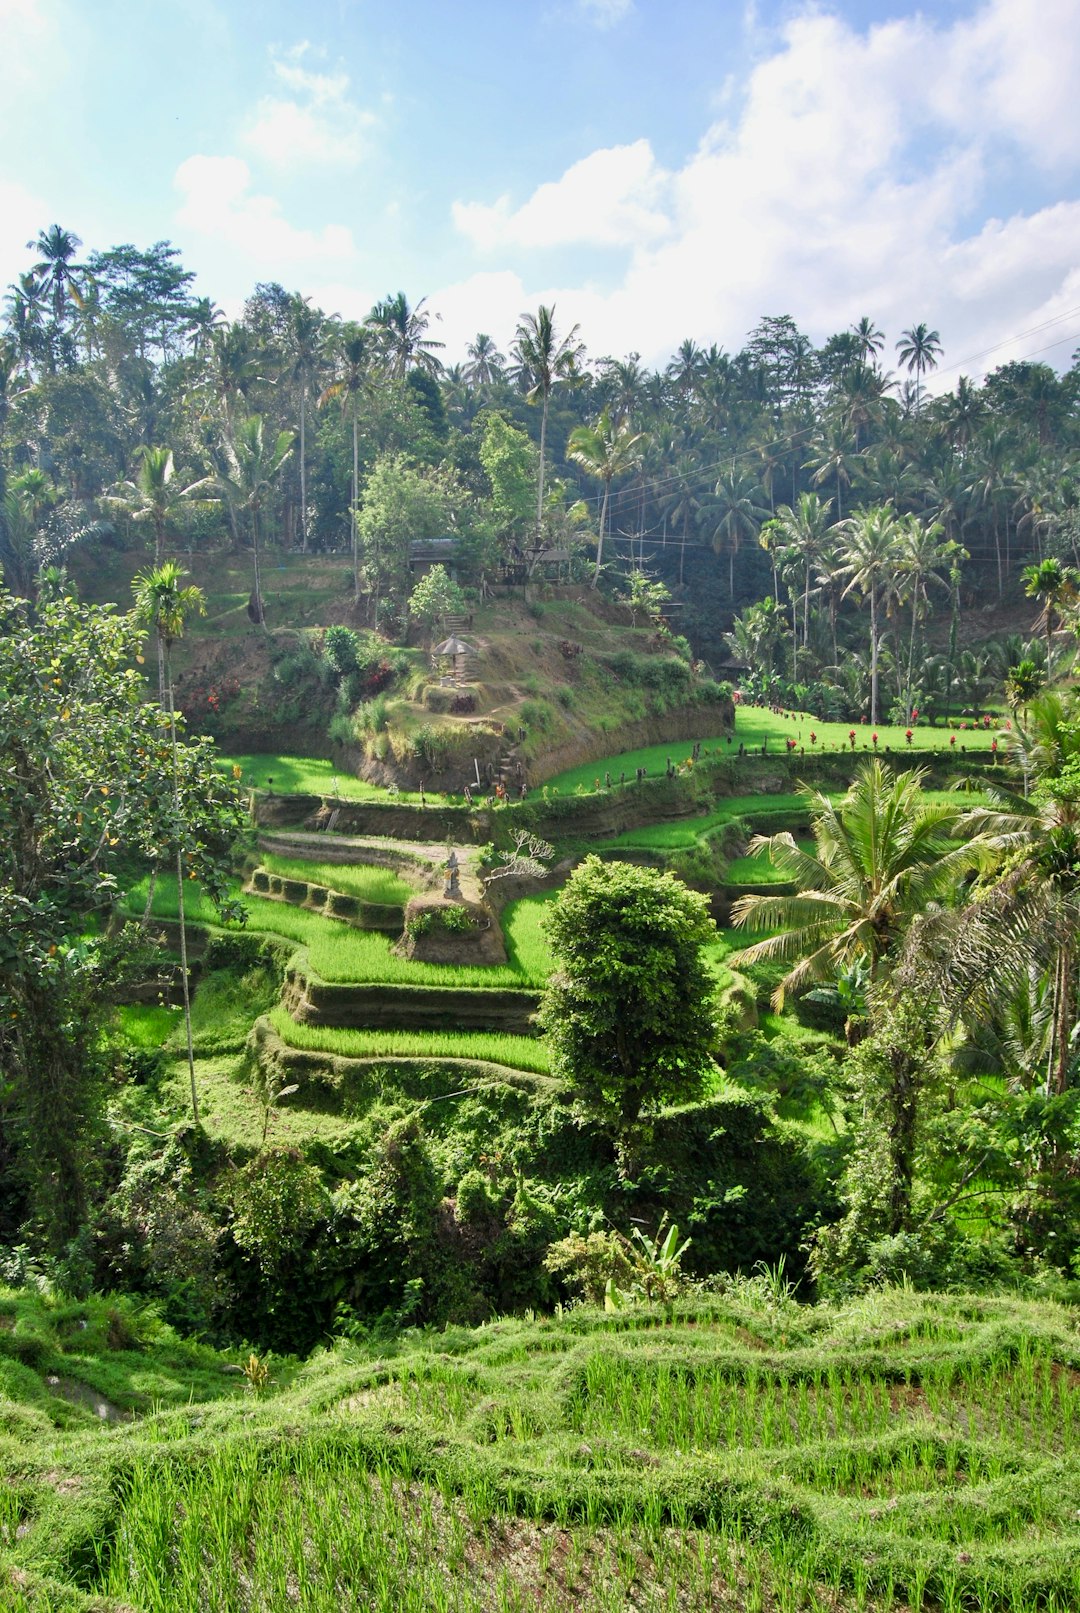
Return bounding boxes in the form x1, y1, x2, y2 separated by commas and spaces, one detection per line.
211, 417, 294, 631
852, 316, 885, 367
708, 469, 769, 596
896, 324, 942, 413
838, 504, 904, 725
895, 517, 953, 723
132, 562, 206, 1122
367, 291, 444, 378
1022, 557, 1078, 668
805, 421, 858, 520
511, 305, 584, 547
320, 326, 375, 601
463, 332, 505, 388
567, 408, 646, 586
104, 446, 210, 568
25, 225, 92, 331
284, 295, 327, 553
730, 761, 984, 1008
769, 492, 833, 650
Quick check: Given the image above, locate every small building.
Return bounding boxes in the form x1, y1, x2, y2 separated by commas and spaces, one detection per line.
408, 536, 460, 582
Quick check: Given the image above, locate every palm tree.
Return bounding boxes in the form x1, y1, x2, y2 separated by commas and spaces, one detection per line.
567, 409, 645, 586
934, 375, 985, 454
666, 338, 707, 400
896, 517, 952, 722
730, 761, 983, 1006
965, 426, 1016, 598
896, 324, 942, 413
660, 457, 703, 587
284, 296, 327, 553
185, 297, 227, 359
25, 225, 91, 330
852, 317, 885, 367
838, 504, 904, 725
1022, 557, 1078, 668
463, 333, 505, 388
947, 760, 1080, 1095
104, 446, 210, 568
207, 324, 263, 433
805, 421, 858, 519
511, 305, 584, 547
132, 563, 206, 1123
212, 417, 294, 631
367, 291, 444, 378
320, 327, 374, 602
769, 492, 833, 650
708, 470, 769, 596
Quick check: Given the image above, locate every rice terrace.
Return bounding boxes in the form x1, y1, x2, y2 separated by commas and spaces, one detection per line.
3, 4, 1080, 1601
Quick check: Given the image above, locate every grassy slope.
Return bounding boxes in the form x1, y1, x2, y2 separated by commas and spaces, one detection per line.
3, 1285, 1078, 1612
545, 707, 1005, 796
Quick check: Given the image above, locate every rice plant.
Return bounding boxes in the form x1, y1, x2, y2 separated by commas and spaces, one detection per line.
268, 1005, 551, 1074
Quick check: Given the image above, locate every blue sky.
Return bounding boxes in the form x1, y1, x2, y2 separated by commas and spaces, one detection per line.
3, 0, 1079, 380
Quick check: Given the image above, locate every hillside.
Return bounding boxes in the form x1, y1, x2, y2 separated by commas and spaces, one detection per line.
71, 541, 733, 791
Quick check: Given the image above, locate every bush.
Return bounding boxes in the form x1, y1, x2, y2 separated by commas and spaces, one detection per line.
323, 625, 360, 677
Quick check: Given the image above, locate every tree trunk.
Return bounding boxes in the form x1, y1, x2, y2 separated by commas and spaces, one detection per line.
592, 482, 609, 587
251, 510, 268, 634
870, 586, 879, 724
536, 390, 549, 546
299, 386, 308, 553
352, 412, 360, 603
165, 642, 199, 1126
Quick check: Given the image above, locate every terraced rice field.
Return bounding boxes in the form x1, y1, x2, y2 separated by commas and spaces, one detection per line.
267, 1006, 552, 1074
545, 710, 1003, 796
81, 1292, 1080, 1613
128, 874, 555, 988
257, 853, 415, 904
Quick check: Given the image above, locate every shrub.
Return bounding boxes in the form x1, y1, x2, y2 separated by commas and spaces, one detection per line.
322, 624, 360, 677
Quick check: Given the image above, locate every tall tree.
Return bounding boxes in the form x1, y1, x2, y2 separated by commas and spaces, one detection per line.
212, 416, 294, 630
567, 408, 645, 586
284, 295, 327, 554
463, 333, 505, 388
838, 503, 904, 725
511, 305, 584, 548
896, 323, 943, 413
708, 469, 769, 596
25, 225, 92, 335
320, 326, 374, 602
132, 563, 206, 1121
367, 292, 444, 378
104, 446, 209, 568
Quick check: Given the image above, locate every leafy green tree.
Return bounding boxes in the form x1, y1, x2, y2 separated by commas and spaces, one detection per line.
0, 586, 244, 1248
537, 857, 719, 1152
478, 412, 536, 560
407, 563, 466, 642
356, 455, 467, 627
284, 295, 327, 553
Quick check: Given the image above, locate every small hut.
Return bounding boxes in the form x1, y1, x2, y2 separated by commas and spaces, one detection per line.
432, 633, 476, 685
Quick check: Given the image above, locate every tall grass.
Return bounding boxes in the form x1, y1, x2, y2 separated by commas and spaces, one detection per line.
268, 1005, 551, 1074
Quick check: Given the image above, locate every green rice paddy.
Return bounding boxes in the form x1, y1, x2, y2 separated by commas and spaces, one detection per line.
127, 875, 554, 988
544, 708, 1004, 796
268, 1006, 552, 1074
221, 752, 449, 803
258, 852, 414, 905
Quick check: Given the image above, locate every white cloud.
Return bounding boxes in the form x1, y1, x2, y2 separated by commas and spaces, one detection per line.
0, 176, 48, 273
578, 0, 633, 27
443, 0, 1080, 378
241, 42, 376, 172
173, 155, 357, 265
453, 140, 670, 251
